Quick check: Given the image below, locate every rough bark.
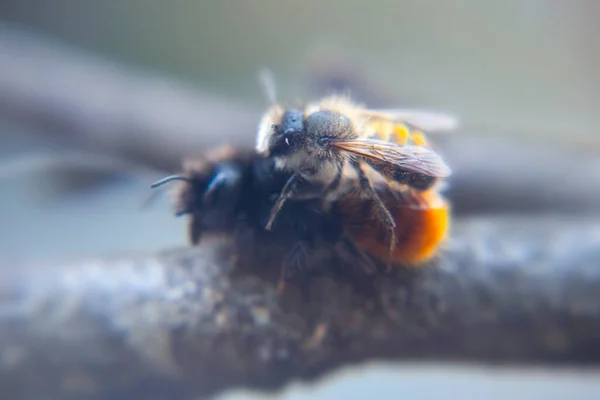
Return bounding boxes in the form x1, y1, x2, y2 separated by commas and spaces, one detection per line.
1, 216, 599, 400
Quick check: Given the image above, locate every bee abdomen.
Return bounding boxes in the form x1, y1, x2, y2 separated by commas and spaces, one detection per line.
338, 190, 449, 266
397, 170, 437, 191
371, 122, 430, 148
364, 160, 437, 191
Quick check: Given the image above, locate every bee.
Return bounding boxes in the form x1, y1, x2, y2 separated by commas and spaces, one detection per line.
151, 146, 450, 291
150, 147, 356, 288
254, 94, 454, 269
150, 147, 256, 245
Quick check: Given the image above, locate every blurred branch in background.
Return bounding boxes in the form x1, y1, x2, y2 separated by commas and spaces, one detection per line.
1, 25, 600, 214
1, 216, 600, 399
0, 25, 260, 174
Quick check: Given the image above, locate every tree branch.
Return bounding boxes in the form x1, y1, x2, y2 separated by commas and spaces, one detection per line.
1, 216, 599, 399
0, 25, 260, 172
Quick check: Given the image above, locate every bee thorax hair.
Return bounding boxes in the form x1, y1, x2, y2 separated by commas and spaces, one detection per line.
275, 154, 340, 184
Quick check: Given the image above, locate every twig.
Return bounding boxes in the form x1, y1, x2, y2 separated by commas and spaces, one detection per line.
0, 25, 261, 172
1, 216, 599, 399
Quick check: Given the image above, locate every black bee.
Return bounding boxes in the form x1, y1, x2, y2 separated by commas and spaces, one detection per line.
150, 147, 375, 288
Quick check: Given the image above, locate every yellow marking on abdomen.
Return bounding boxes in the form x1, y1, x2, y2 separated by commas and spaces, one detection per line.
369, 121, 431, 148
409, 129, 429, 146
391, 123, 410, 145
370, 120, 395, 141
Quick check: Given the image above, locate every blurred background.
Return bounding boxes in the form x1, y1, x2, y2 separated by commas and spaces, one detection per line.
1, 1, 599, 399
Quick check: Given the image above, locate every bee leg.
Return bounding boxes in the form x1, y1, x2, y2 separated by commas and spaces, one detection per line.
335, 239, 403, 322
266, 173, 301, 231
350, 160, 397, 272
277, 240, 311, 294
335, 235, 377, 276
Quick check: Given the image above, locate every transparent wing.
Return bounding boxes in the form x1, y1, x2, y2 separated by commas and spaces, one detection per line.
331, 138, 452, 177
358, 109, 459, 132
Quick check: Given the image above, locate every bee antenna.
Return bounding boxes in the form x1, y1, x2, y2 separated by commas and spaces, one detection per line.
150, 175, 191, 189
258, 67, 277, 105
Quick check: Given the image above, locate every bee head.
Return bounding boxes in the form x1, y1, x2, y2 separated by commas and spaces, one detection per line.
305, 110, 354, 150
268, 109, 306, 157
267, 109, 355, 162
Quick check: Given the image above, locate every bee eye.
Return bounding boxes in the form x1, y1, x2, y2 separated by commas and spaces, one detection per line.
317, 136, 332, 146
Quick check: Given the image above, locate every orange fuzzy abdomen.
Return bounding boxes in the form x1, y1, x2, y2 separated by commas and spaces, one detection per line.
338, 190, 449, 266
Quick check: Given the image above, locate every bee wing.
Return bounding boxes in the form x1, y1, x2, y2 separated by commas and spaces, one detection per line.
358, 109, 459, 132
331, 138, 452, 177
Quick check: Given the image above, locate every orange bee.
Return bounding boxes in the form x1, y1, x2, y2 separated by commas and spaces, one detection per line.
255, 94, 454, 270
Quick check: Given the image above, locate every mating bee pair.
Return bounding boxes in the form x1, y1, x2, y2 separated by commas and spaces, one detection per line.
152, 93, 454, 287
